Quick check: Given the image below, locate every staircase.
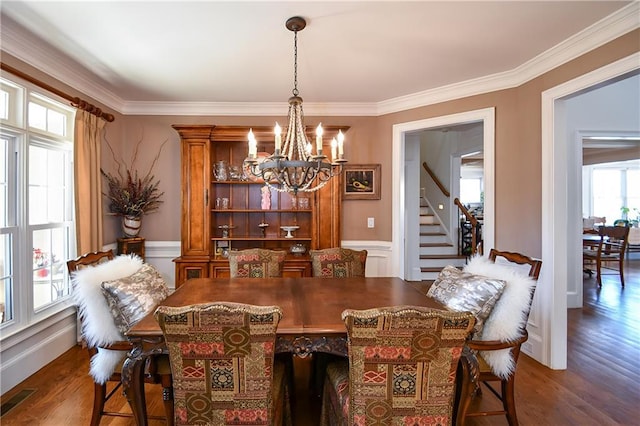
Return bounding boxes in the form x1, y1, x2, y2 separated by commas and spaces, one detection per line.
419, 204, 467, 281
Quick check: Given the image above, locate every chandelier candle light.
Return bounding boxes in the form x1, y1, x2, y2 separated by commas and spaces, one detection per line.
244, 16, 347, 194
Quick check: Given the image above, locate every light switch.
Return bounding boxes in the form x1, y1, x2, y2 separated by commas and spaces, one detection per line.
367, 217, 375, 228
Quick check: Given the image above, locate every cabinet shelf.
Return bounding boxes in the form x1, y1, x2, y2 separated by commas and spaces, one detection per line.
212, 237, 312, 241
211, 209, 312, 213
212, 180, 265, 185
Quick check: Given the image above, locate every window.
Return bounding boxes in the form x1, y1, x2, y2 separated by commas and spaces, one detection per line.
0, 76, 75, 331
584, 160, 640, 224
460, 178, 483, 204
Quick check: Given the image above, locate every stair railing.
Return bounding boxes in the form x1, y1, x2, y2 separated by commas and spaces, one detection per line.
422, 162, 450, 198
454, 197, 482, 256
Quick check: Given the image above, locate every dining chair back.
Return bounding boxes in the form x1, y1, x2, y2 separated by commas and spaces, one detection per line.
155, 302, 291, 425
309, 247, 368, 278
308, 247, 369, 396
583, 225, 629, 287
228, 248, 287, 278
67, 250, 173, 426
457, 248, 542, 426
320, 305, 476, 426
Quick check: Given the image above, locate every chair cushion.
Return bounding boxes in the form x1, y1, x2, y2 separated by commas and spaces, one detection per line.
101, 263, 169, 334
309, 248, 367, 278
464, 255, 537, 379
427, 265, 506, 334
229, 249, 286, 278
324, 360, 350, 424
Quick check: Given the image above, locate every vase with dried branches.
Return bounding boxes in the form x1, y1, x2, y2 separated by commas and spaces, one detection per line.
101, 133, 167, 237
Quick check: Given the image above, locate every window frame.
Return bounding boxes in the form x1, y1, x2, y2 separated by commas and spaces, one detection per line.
0, 75, 76, 336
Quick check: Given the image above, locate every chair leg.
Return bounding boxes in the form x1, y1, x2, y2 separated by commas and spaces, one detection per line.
454, 355, 476, 426
596, 260, 603, 287
162, 385, 174, 426
619, 258, 625, 287
91, 382, 106, 426
501, 376, 519, 426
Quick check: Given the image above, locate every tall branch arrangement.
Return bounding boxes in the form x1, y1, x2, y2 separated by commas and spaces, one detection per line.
101, 131, 167, 217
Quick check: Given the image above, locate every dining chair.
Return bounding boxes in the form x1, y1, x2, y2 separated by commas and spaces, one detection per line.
308, 247, 368, 397
67, 250, 173, 426
154, 302, 291, 426
456, 248, 542, 426
309, 247, 368, 278
228, 248, 287, 278
319, 305, 476, 426
583, 225, 630, 287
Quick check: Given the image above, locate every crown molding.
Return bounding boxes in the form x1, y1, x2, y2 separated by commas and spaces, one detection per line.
121, 100, 378, 116
2, 3, 638, 117
376, 2, 640, 115
0, 16, 127, 113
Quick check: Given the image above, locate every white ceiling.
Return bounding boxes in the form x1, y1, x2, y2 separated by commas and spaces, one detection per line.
0, 1, 635, 115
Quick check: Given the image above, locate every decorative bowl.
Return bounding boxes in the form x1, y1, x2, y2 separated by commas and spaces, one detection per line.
280, 225, 299, 238
290, 243, 306, 256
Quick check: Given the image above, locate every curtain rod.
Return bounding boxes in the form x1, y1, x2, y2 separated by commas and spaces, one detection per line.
1, 62, 115, 122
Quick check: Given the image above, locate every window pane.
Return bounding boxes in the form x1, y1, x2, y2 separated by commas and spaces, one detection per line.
460, 178, 482, 204
0, 89, 8, 120
0, 233, 13, 323
0, 138, 7, 227
33, 228, 68, 310
592, 169, 622, 223
626, 169, 640, 221
29, 145, 67, 224
28, 102, 47, 131
47, 109, 66, 136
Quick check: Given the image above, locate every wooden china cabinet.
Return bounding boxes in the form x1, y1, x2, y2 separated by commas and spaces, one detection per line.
172, 125, 345, 287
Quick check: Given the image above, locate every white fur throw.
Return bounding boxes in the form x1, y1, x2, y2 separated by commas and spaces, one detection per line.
71, 254, 143, 384
464, 255, 537, 379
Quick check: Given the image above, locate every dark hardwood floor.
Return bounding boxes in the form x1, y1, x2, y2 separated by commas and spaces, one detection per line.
2, 260, 639, 425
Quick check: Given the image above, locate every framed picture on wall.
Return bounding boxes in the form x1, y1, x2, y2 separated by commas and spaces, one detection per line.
343, 164, 381, 200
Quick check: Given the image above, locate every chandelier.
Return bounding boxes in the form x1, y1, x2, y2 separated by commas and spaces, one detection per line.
244, 16, 346, 194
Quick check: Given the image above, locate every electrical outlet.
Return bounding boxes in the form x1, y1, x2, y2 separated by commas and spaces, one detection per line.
367, 217, 375, 228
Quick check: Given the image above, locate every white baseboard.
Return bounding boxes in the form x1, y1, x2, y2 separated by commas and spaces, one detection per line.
0, 311, 77, 395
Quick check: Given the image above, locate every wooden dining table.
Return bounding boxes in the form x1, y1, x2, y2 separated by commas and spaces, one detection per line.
122, 276, 441, 426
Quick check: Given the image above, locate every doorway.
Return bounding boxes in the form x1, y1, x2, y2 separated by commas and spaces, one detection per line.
391, 107, 495, 280
541, 52, 639, 369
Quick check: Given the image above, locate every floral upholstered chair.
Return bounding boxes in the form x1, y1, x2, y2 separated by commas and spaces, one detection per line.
309, 247, 367, 278
228, 248, 287, 278
320, 306, 476, 426
155, 302, 291, 426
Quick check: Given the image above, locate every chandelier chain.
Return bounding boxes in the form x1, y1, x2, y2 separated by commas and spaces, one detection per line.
292, 29, 299, 97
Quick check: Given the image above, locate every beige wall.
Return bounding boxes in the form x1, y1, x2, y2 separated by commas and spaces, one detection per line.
3, 29, 638, 256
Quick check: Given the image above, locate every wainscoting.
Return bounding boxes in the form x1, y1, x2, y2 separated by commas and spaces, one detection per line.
135, 240, 394, 290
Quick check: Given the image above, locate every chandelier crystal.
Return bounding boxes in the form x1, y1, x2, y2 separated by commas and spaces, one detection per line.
244, 16, 346, 194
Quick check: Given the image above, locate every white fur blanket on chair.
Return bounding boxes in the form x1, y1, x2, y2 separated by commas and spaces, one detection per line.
464, 255, 537, 379
71, 254, 143, 384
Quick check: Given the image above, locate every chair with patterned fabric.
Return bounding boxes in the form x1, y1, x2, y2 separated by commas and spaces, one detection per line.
309, 247, 368, 278
228, 248, 287, 278
320, 305, 476, 426
308, 247, 368, 397
155, 302, 291, 426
